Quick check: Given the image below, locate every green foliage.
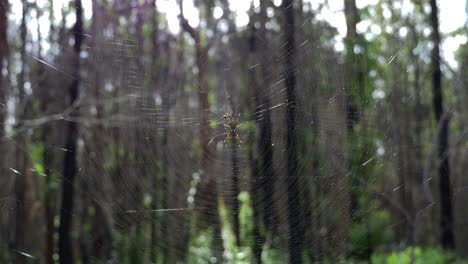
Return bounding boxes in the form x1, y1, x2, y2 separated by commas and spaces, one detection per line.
116, 229, 147, 264
261, 244, 288, 264
238, 119, 255, 133
238, 191, 254, 248
209, 118, 218, 129
187, 195, 253, 264
350, 208, 393, 259
372, 247, 465, 264
208, 90, 217, 106
218, 197, 252, 263
186, 229, 216, 264
29, 143, 45, 175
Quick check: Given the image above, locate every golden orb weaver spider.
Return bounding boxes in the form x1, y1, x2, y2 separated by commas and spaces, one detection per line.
223, 112, 242, 146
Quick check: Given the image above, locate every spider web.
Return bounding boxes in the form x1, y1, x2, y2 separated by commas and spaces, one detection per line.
4, 2, 465, 263
70, 31, 374, 262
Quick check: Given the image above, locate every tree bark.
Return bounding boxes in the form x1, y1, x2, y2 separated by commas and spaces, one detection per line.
257, 0, 278, 234
0, 3, 7, 259
14, 2, 42, 262
90, 0, 114, 260
58, 0, 83, 263
248, 16, 264, 263
0, 0, 6, 141
179, 2, 222, 260
430, 0, 455, 249
230, 116, 241, 247
283, 1, 303, 263
344, 0, 360, 218
150, 1, 159, 262
344, 0, 369, 259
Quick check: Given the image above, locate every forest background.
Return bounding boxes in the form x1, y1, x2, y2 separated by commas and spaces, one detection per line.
0, 0, 467, 263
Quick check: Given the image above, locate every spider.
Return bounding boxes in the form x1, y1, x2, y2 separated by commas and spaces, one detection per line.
223, 112, 242, 146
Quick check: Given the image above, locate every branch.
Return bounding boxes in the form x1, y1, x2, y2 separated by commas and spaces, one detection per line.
178, 0, 199, 43
179, 16, 199, 42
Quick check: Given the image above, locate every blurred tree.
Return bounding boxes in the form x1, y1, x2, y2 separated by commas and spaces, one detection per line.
13, 1, 43, 263
0, 0, 5, 142
89, 0, 114, 260
282, 0, 303, 263
58, 0, 83, 263
257, 0, 279, 234
179, 0, 224, 261
430, 0, 455, 249
247, 7, 265, 263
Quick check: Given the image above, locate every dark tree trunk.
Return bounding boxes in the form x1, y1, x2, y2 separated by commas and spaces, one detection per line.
14, 2, 42, 262
283, 1, 303, 263
0, 0, 6, 141
344, 0, 360, 218
0, 5, 6, 256
179, 15, 211, 170
38, 12, 55, 263
161, 101, 170, 263
257, 0, 278, 234
150, 1, 159, 262
430, 0, 454, 249
248, 18, 264, 264
90, 0, 113, 260
58, 0, 83, 263
43, 128, 54, 264
179, 4, 223, 260
14, 6, 28, 260
230, 119, 241, 247
249, 147, 263, 264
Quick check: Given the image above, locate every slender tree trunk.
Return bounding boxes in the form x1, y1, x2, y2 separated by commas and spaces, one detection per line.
38, 14, 55, 264
0, 3, 7, 259
179, 4, 223, 260
344, 0, 370, 260
257, 0, 278, 234
161, 100, 170, 263
43, 129, 54, 264
344, 0, 360, 218
248, 18, 264, 263
430, 0, 454, 249
248, 144, 263, 264
14, 2, 41, 262
179, 12, 211, 170
0, 0, 6, 142
283, 1, 303, 263
58, 1, 83, 263
14, 5, 27, 252
150, 1, 160, 262
230, 119, 241, 247
90, 1, 114, 259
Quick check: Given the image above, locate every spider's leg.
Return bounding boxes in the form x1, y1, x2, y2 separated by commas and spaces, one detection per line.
224, 133, 231, 143
235, 132, 242, 144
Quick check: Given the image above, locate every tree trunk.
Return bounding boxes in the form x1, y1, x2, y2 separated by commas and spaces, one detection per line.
257, 0, 278, 234
344, 0, 368, 259
344, 0, 360, 218
58, 0, 83, 263
90, 0, 114, 259
150, 1, 159, 262
179, 4, 223, 260
13, 2, 42, 262
430, 0, 455, 249
248, 17, 264, 263
0, 3, 7, 259
0, 0, 6, 141
283, 1, 303, 263
230, 119, 241, 247
38, 4, 55, 261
